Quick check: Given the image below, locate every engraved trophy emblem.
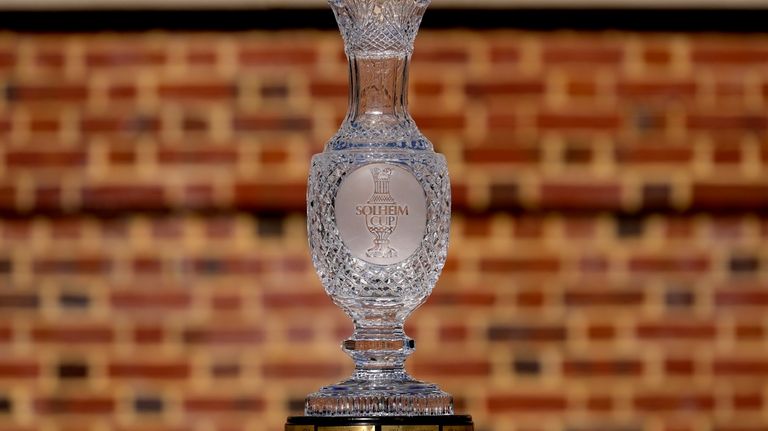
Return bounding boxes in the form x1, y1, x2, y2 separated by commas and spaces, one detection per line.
363, 167, 399, 259
286, 0, 473, 429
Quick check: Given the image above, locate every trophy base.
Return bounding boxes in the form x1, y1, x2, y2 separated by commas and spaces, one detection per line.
286, 415, 474, 431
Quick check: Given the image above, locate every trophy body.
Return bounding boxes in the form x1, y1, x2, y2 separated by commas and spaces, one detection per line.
287, 0, 473, 428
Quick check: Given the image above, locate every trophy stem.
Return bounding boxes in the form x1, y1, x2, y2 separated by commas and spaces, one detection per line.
344, 318, 414, 374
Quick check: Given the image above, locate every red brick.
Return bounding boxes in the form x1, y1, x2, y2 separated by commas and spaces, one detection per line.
413, 360, 491, 377
157, 148, 237, 165
6, 150, 86, 168
464, 147, 539, 164
2, 221, 30, 240
211, 295, 242, 311
485, 113, 517, 131
716, 290, 768, 307
539, 182, 622, 211
464, 216, 491, 237
488, 325, 566, 342
262, 292, 332, 309
81, 185, 166, 211
262, 362, 341, 379
132, 258, 163, 275
184, 396, 264, 413
205, 218, 236, 238
480, 257, 560, 273
0, 50, 17, 69
35, 51, 65, 69
240, 47, 317, 66
185, 257, 264, 275
562, 217, 597, 238
709, 215, 744, 240
665, 359, 695, 376
587, 396, 614, 412
629, 256, 709, 273
439, 324, 468, 342
108, 84, 137, 101
617, 80, 697, 98
513, 217, 545, 238
286, 325, 314, 342
566, 76, 598, 98
637, 323, 716, 340
563, 359, 643, 376
616, 146, 693, 164
34, 186, 62, 210
643, 46, 673, 66
452, 183, 469, 210
234, 183, 305, 211
490, 46, 520, 63
260, 148, 290, 164
544, 45, 623, 64
0, 186, 16, 211
109, 362, 190, 379
28, 115, 60, 133
489, 182, 519, 207
733, 393, 763, 410
517, 290, 545, 307
692, 46, 768, 64
85, 48, 166, 68
50, 219, 82, 238
564, 290, 644, 306
634, 394, 715, 411
687, 113, 768, 131
233, 114, 312, 132
111, 291, 191, 309
81, 114, 160, 133
735, 324, 764, 341
413, 81, 443, 96
157, 82, 235, 100
33, 257, 111, 275
0, 326, 11, 343
580, 256, 610, 273
430, 292, 496, 307
412, 113, 465, 131
134, 325, 164, 344
108, 148, 136, 165
0, 361, 39, 378
183, 327, 264, 344
187, 48, 217, 65
487, 394, 567, 412
35, 397, 115, 414
12, 84, 87, 102
714, 359, 768, 376
693, 184, 768, 210
32, 326, 113, 343
309, 80, 347, 97
538, 112, 621, 130
465, 80, 544, 97
415, 48, 468, 63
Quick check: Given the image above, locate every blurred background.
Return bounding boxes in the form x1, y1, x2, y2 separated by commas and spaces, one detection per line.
0, 1, 767, 431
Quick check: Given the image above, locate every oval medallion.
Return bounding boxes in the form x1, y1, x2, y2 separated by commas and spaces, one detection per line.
334, 163, 427, 266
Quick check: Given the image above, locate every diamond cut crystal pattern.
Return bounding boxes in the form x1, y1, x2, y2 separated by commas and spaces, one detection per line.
330, 0, 430, 57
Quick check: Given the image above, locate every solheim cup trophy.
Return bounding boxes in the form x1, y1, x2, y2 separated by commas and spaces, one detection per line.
286, 0, 473, 429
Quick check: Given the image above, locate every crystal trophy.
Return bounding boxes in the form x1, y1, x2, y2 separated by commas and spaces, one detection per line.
286, 0, 473, 429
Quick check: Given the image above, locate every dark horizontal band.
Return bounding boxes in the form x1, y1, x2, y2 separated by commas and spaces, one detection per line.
1, 8, 768, 32
286, 415, 474, 431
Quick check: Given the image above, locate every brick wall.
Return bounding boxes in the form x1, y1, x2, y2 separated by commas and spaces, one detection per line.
0, 28, 767, 431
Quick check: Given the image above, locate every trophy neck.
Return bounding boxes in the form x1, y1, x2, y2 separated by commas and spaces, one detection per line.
326, 0, 433, 151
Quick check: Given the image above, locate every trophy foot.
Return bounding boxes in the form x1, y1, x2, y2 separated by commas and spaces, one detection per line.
305, 375, 453, 416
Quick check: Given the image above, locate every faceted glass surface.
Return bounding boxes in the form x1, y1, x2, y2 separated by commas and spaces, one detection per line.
305, 0, 453, 417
